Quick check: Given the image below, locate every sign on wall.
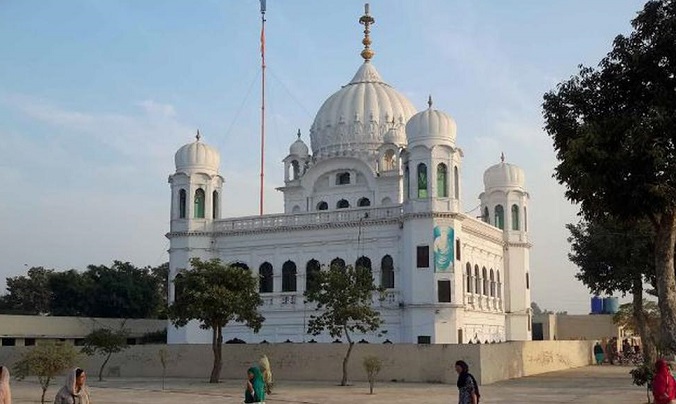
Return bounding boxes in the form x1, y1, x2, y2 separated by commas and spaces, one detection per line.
433, 225, 454, 272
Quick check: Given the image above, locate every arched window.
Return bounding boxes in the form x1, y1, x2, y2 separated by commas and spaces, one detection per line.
526, 272, 530, 289
497, 271, 502, 299
212, 191, 219, 219
292, 205, 301, 213
511, 204, 520, 230
466, 263, 472, 294
417, 163, 428, 198
494, 205, 504, 229
490, 269, 495, 297
231, 262, 249, 271
337, 172, 350, 185
282, 261, 297, 292
330, 258, 346, 272
317, 201, 328, 211
358, 198, 371, 207
259, 262, 273, 293
356, 256, 372, 287
382, 149, 396, 171
173, 273, 184, 303
404, 164, 410, 199
291, 160, 300, 180
179, 189, 187, 218
437, 163, 448, 197
381, 255, 394, 289
483, 207, 489, 223
474, 265, 480, 295
454, 166, 460, 199
306, 259, 321, 292
524, 206, 528, 231
337, 199, 350, 209
194, 189, 205, 219
482, 267, 489, 296
381, 197, 392, 206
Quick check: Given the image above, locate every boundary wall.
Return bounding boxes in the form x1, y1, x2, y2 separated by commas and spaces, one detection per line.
0, 341, 593, 385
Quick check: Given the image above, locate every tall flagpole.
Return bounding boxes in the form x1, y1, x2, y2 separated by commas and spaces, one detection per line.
259, 0, 267, 216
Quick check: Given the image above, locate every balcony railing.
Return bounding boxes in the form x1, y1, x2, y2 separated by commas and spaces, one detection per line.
213, 206, 402, 234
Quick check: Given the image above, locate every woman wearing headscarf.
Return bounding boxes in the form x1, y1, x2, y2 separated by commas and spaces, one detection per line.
455, 360, 479, 404
244, 366, 265, 403
653, 359, 676, 404
53, 368, 90, 404
0, 366, 11, 404
259, 355, 273, 395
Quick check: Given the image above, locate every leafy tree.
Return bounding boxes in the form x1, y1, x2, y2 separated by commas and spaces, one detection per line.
81, 327, 130, 381
362, 356, 382, 394
48, 269, 91, 316
530, 302, 544, 315
167, 258, 264, 383
2, 267, 53, 314
304, 263, 384, 386
567, 217, 658, 363
149, 262, 169, 319
13, 342, 79, 404
84, 261, 162, 318
542, 0, 676, 351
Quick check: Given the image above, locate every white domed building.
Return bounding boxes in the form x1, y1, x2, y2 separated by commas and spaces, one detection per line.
167, 7, 532, 344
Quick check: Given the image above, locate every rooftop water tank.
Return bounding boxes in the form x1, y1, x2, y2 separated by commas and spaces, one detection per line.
604, 297, 619, 314
591, 296, 604, 314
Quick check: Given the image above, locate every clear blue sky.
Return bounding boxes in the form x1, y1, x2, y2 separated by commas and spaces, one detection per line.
0, 0, 646, 313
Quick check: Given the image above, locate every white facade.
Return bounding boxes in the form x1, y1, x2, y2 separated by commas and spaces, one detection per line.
167, 8, 532, 345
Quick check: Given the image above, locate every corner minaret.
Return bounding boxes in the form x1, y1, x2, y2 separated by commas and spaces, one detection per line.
479, 155, 531, 341
169, 131, 224, 232
167, 131, 224, 335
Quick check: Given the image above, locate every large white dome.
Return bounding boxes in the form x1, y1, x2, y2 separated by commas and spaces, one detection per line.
174, 133, 220, 174
309, 62, 417, 158
484, 159, 525, 190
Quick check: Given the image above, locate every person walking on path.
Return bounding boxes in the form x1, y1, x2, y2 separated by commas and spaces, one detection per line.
0, 366, 11, 404
652, 359, 676, 404
455, 360, 480, 404
244, 366, 266, 403
53, 368, 90, 404
593, 342, 605, 365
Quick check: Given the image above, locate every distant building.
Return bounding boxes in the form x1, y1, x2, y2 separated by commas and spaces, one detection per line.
167, 5, 533, 345
532, 314, 629, 341
0, 315, 165, 347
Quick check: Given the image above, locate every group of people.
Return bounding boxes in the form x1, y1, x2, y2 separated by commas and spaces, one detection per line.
0, 366, 90, 404
593, 338, 642, 365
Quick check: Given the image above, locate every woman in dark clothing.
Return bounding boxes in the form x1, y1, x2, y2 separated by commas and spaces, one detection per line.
455, 360, 480, 404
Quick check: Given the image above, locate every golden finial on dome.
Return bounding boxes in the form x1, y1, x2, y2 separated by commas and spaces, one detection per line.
196, 129, 201, 141
428, 95, 433, 109
500, 152, 505, 163
359, 3, 375, 61
296, 129, 301, 139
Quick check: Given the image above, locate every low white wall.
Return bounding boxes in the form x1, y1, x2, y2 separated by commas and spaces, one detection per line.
478, 340, 594, 384
0, 341, 593, 385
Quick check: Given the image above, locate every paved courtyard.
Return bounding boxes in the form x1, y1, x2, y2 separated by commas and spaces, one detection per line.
10, 366, 648, 403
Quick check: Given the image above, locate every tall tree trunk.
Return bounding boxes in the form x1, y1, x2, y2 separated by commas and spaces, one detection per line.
209, 326, 223, 383
98, 352, 112, 382
341, 327, 354, 386
654, 211, 676, 353
632, 275, 656, 365
41, 386, 47, 404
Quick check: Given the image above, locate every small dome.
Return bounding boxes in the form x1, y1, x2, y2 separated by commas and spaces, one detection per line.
174, 132, 220, 173
383, 124, 405, 146
405, 99, 457, 144
484, 157, 525, 190
289, 130, 309, 157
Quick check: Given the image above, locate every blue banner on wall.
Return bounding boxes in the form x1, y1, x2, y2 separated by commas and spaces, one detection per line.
434, 225, 454, 272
